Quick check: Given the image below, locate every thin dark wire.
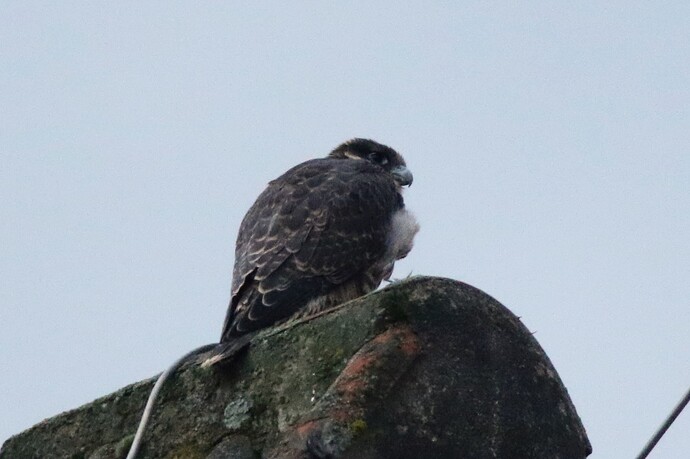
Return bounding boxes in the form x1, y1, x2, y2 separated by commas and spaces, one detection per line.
635, 386, 690, 459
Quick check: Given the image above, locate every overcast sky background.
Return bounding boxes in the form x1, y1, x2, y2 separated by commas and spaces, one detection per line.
1, 3, 688, 457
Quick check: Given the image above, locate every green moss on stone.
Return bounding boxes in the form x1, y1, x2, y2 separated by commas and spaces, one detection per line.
114, 435, 134, 459
380, 290, 411, 323
169, 443, 205, 459
350, 419, 368, 436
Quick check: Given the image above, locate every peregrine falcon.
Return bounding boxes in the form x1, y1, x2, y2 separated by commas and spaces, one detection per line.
126, 139, 418, 458
221, 138, 418, 345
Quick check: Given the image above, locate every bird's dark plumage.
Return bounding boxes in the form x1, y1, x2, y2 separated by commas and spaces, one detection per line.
126, 139, 418, 457
220, 138, 418, 342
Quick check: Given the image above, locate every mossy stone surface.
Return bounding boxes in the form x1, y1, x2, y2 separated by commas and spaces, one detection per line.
0, 277, 591, 459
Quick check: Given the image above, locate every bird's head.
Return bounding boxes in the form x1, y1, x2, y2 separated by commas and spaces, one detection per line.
328, 138, 413, 187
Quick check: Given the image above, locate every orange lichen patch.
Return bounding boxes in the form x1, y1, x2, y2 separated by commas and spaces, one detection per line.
370, 327, 404, 345
329, 407, 359, 423
337, 377, 369, 402
397, 328, 421, 356
295, 419, 320, 438
329, 325, 421, 406
367, 325, 420, 362
337, 353, 378, 381
267, 325, 423, 458
334, 353, 387, 401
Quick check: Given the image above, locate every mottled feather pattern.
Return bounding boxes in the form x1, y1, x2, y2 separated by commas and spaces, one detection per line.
221, 140, 415, 341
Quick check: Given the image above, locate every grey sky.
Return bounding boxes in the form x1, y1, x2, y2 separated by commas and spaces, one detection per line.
1, 3, 688, 457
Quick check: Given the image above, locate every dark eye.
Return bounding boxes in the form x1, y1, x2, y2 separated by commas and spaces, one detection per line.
368, 152, 388, 165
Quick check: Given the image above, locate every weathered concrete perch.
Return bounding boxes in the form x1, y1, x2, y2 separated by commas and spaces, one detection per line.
0, 276, 591, 458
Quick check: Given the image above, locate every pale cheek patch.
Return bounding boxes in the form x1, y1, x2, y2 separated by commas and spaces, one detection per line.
386, 208, 420, 261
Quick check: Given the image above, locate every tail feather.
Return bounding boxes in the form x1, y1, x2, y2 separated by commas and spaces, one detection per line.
200, 333, 255, 368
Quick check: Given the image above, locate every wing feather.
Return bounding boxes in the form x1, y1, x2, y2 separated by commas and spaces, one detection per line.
221, 158, 400, 340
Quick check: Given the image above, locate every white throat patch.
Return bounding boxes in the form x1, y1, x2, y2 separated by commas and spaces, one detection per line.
386, 208, 419, 263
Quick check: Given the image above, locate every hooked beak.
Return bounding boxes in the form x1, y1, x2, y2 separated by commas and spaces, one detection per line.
391, 165, 413, 187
